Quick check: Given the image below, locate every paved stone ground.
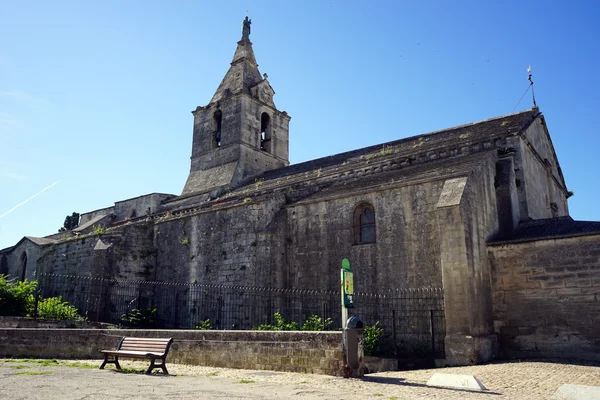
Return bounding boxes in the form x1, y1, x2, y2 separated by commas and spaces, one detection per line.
1, 358, 599, 399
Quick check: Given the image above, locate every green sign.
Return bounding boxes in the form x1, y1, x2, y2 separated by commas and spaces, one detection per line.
341, 258, 354, 308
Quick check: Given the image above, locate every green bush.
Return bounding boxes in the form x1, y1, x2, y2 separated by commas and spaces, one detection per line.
120, 307, 158, 328
195, 319, 213, 330
0, 275, 36, 316
36, 296, 86, 321
253, 313, 334, 331
363, 322, 384, 356
253, 312, 299, 331
301, 314, 333, 331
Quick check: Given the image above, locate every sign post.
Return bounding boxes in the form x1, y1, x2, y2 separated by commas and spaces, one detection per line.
340, 258, 354, 329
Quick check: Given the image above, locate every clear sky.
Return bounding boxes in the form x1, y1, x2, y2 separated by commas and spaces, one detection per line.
1, 0, 599, 249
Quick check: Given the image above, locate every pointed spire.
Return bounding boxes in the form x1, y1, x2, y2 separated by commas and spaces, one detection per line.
210, 17, 263, 103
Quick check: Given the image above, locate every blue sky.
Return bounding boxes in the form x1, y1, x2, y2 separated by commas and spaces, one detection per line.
1, 0, 599, 249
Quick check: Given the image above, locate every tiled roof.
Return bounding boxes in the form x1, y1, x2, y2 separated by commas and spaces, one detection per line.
490, 216, 600, 244
24, 236, 57, 246
262, 108, 539, 181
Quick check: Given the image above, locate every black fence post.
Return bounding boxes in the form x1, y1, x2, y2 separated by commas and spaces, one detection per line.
33, 283, 40, 320
392, 309, 398, 364
430, 309, 436, 358
174, 291, 180, 329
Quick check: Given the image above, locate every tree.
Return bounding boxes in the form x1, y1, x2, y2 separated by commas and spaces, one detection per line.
58, 212, 80, 232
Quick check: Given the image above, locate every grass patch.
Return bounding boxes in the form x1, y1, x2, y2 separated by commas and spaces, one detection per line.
204, 371, 219, 376
238, 379, 255, 384
115, 367, 146, 374
373, 394, 384, 397
66, 361, 97, 369
15, 371, 53, 375
4, 359, 59, 366
9, 365, 29, 369
38, 360, 59, 367
389, 397, 398, 400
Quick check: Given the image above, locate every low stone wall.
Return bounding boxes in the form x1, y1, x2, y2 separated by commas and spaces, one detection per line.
489, 234, 600, 361
0, 329, 344, 376
0, 317, 107, 329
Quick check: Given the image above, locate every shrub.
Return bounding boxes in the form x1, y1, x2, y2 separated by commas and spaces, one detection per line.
253, 313, 334, 331
363, 322, 384, 356
0, 275, 36, 316
253, 312, 299, 331
120, 307, 158, 328
195, 319, 213, 330
301, 314, 333, 331
36, 296, 86, 321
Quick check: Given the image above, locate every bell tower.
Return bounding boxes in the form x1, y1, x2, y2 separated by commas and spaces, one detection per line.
182, 17, 291, 196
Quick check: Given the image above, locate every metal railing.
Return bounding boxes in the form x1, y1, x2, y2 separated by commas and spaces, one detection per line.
37, 273, 445, 359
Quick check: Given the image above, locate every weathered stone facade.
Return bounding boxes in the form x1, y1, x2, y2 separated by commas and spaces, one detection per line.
490, 231, 600, 361
2, 18, 598, 366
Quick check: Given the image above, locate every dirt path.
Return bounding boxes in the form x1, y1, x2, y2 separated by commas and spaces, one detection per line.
1, 358, 599, 399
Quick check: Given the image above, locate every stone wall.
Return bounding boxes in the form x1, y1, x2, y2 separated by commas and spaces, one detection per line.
519, 119, 569, 220
154, 193, 287, 288
37, 237, 98, 276
38, 223, 157, 281
4, 239, 42, 281
286, 181, 445, 291
489, 234, 600, 361
0, 329, 344, 375
436, 154, 499, 364
114, 193, 174, 221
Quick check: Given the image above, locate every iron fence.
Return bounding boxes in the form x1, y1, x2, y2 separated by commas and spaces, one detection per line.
36, 273, 445, 359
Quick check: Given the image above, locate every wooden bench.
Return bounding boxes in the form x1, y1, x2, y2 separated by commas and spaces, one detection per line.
99, 337, 173, 374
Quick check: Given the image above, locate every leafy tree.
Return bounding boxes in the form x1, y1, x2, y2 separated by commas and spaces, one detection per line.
58, 212, 80, 232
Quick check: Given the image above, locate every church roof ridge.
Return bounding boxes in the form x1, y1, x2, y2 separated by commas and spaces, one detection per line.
415, 107, 540, 139
258, 107, 540, 182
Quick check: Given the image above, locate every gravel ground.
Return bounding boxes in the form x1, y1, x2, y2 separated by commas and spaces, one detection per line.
1, 358, 599, 399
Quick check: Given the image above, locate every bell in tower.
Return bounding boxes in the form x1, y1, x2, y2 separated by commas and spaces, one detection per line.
182, 17, 291, 196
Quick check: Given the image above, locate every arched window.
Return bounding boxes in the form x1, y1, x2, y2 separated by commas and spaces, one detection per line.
260, 112, 271, 153
354, 203, 376, 244
19, 251, 27, 281
212, 110, 222, 148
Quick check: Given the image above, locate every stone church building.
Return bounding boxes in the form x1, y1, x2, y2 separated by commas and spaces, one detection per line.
2, 18, 599, 365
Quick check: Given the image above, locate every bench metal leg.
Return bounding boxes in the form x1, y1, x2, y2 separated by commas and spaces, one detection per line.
145, 358, 168, 375
99, 355, 121, 370
145, 359, 155, 375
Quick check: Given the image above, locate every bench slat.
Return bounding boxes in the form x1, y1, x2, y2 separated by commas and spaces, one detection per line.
120, 343, 169, 349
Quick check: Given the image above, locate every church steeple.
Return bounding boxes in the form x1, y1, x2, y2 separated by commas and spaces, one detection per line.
210, 17, 263, 105
182, 17, 291, 196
